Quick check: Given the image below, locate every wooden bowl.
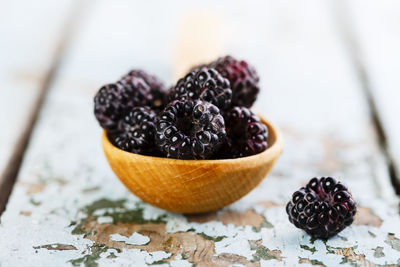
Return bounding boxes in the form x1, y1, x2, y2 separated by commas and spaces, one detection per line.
102, 116, 283, 214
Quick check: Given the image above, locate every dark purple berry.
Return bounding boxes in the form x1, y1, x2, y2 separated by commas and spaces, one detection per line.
94, 70, 166, 133
118, 74, 153, 108
122, 69, 167, 111
193, 56, 260, 107
109, 106, 157, 155
168, 68, 232, 110
155, 100, 226, 159
94, 83, 133, 132
216, 107, 268, 158
286, 177, 357, 239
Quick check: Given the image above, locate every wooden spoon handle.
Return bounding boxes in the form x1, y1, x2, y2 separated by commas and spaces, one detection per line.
173, 11, 225, 81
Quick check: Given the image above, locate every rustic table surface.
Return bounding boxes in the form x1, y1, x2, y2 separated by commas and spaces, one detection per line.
1, 1, 400, 266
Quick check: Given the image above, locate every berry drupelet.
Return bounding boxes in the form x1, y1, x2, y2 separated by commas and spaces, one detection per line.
218, 107, 268, 158
109, 106, 157, 155
155, 100, 226, 159
168, 67, 232, 111
193, 55, 260, 108
122, 69, 168, 111
286, 177, 357, 239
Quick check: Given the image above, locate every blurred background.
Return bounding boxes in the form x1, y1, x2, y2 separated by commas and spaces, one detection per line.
0, 0, 399, 208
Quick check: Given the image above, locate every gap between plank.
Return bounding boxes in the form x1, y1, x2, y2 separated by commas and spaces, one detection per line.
0, 1, 90, 215
332, 1, 400, 196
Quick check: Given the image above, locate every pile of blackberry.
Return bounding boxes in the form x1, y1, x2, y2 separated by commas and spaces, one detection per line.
94, 55, 267, 159
93, 57, 358, 239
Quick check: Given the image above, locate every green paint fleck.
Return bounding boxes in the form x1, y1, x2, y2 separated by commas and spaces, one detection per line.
310, 259, 325, 266
300, 244, 316, 253
385, 233, 400, 252
82, 186, 101, 193
372, 246, 385, 258
30, 198, 41, 206
368, 231, 376, 238
107, 252, 117, 259
299, 257, 326, 266
199, 233, 226, 242
249, 240, 279, 262
84, 199, 126, 216
71, 199, 167, 236
339, 257, 360, 267
71, 220, 89, 235
33, 243, 77, 251
181, 252, 189, 260
69, 244, 109, 267
252, 218, 274, 232
326, 244, 358, 255
103, 208, 166, 224
150, 260, 168, 265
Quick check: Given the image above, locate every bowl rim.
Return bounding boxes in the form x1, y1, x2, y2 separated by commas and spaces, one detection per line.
102, 115, 283, 165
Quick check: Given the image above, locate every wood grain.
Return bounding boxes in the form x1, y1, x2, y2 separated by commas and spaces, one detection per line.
340, 0, 400, 191
0, 1, 399, 266
0, 0, 78, 212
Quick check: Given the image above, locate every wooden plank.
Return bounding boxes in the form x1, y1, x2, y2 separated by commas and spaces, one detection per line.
0, 1, 399, 266
0, 0, 78, 211
340, 0, 400, 190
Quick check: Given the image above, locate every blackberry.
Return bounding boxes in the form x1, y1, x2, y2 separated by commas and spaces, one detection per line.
168, 68, 232, 110
94, 83, 133, 132
286, 177, 357, 239
122, 69, 167, 111
118, 74, 153, 108
109, 106, 157, 155
155, 100, 226, 159
217, 107, 268, 158
193, 56, 260, 107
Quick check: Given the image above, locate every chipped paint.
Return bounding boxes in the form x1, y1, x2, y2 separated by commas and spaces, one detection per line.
68, 244, 110, 266
19, 211, 32, 216
249, 240, 283, 262
298, 257, 326, 267
372, 246, 384, 258
34, 243, 77, 251
1, 1, 400, 266
354, 207, 383, 227
300, 244, 316, 253
385, 234, 400, 252
110, 232, 151, 245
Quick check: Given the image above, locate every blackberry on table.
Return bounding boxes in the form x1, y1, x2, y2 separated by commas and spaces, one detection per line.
168, 67, 232, 111
109, 106, 157, 155
94, 83, 132, 132
155, 100, 226, 159
122, 69, 167, 111
217, 107, 268, 158
286, 177, 357, 239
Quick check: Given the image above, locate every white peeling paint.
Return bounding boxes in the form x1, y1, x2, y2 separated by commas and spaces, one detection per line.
97, 216, 113, 224
110, 233, 151, 246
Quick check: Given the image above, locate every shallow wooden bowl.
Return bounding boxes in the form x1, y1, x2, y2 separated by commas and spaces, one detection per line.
102, 116, 283, 214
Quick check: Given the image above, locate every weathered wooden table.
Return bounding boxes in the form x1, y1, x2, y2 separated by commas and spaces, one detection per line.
1, 1, 400, 266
